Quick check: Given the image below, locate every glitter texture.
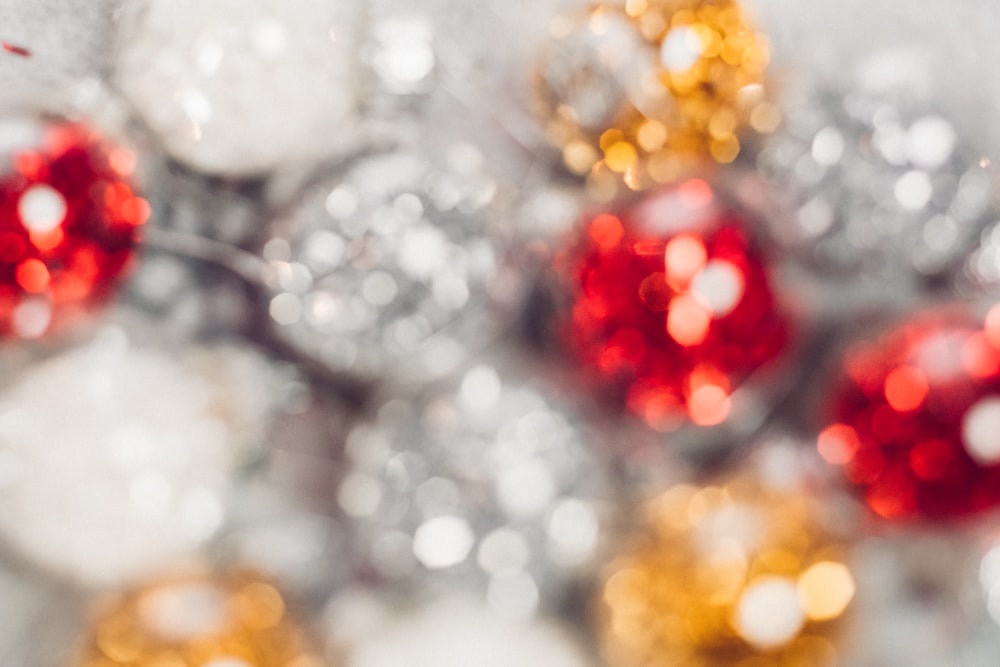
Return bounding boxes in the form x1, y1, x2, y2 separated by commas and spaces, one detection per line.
597, 476, 854, 667
556, 180, 789, 431
77, 570, 322, 667
115, 0, 361, 176
0, 328, 275, 586
0, 117, 146, 338
340, 364, 606, 616
821, 305, 1000, 520
263, 145, 501, 385
327, 592, 592, 667
757, 55, 996, 282
534, 0, 772, 198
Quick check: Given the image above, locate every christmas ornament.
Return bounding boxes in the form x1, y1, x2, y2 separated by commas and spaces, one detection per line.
77, 570, 322, 667
114, 0, 361, 177
818, 304, 1000, 520
597, 472, 855, 667
262, 144, 502, 385
339, 361, 607, 615
756, 53, 996, 283
326, 591, 593, 667
0, 326, 276, 587
556, 179, 790, 432
533, 0, 774, 198
0, 116, 147, 338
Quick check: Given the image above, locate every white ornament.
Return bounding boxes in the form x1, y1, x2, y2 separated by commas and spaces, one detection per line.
0, 327, 275, 587
327, 592, 593, 667
114, 0, 361, 176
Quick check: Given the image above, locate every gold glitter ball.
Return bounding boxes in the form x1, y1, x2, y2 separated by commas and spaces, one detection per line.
77, 571, 325, 667
596, 479, 854, 667
534, 0, 772, 199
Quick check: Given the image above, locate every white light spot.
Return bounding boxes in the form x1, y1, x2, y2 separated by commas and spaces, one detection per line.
398, 226, 449, 280
497, 461, 556, 518
140, 583, 229, 640
895, 170, 933, 210
477, 528, 530, 575
269, 293, 302, 325
339, 472, 382, 517
811, 127, 844, 167
797, 198, 835, 237
963, 397, 1000, 464
11, 297, 52, 339
460, 365, 502, 414
734, 577, 806, 649
195, 41, 224, 76
907, 116, 956, 169
412, 516, 474, 569
547, 499, 600, 566
361, 271, 398, 306
690, 260, 745, 317
660, 26, 704, 73
252, 20, 288, 57
325, 185, 359, 219
18, 184, 67, 233
177, 89, 213, 124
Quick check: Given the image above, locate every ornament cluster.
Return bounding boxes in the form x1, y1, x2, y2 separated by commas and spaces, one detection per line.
3, 0, 1000, 665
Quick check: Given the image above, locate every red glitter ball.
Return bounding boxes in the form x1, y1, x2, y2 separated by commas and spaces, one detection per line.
557, 180, 790, 429
0, 118, 148, 337
822, 307, 1000, 520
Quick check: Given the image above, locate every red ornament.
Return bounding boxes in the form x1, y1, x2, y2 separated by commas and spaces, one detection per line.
0, 119, 148, 337
820, 307, 1000, 520
557, 179, 790, 430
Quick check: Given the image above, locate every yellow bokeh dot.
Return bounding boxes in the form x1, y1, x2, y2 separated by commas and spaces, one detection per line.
605, 142, 640, 172
797, 561, 856, 621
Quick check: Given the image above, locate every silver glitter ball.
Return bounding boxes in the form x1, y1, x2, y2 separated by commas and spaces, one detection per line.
757, 53, 997, 283
339, 362, 609, 617
262, 144, 504, 386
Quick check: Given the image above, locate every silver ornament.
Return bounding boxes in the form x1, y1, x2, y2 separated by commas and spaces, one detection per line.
757, 53, 997, 283
262, 143, 503, 386
338, 361, 609, 617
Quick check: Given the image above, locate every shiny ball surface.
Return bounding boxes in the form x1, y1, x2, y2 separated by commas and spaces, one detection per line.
339, 364, 606, 616
757, 59, 995, 282
0, 118, 147, 338
115, 0, 361, 176
820, 306, 1000, 520
534, 0, 773, 198
263, 146, 501, 385
77, 571, 322, 667
557, 180, 789, 430
0, 328, 276, 587
597, 479, 854, 667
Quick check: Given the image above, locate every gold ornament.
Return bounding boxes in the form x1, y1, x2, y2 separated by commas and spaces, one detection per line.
77, 571, 325, 667
597, 479, 854, 667
534, 0, 776, 200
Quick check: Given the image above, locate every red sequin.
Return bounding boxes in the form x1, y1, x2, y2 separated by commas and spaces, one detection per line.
822, 309, 1000, 520
0, 120, 147, 337
557, 181, 790, 429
